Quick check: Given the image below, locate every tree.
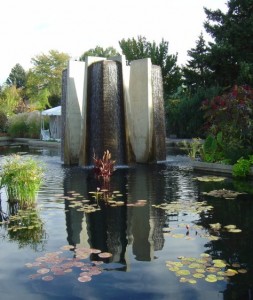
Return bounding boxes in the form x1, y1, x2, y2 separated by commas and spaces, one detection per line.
182, 32, 212, 91
26, 50, 70, 109
6, 63, 26, 88
119, 36, 150, 61
204, 0, 253, 86
119, 36, 182, 96
80, 46, 120, 61
0, 85, 24, 116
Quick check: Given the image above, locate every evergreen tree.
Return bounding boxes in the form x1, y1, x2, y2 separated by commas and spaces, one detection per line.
204, 0, 253, 86
182, 32, 212, 91
6, 63, 26, 88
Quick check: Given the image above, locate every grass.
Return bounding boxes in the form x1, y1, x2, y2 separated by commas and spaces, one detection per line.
1, 154, 44, 209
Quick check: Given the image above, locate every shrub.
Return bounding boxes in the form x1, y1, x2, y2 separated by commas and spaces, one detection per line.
0, 111, 8, 133
7, 111, 41, 138
7, 113, 29, 137
26, 111, 41, 138
232, 155, 253, 177
166, 86, 221, 138
200, 132, 227, 163
202, 85, 253, 163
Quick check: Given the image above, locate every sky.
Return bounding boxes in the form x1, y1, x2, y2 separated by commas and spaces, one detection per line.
0, 0, 227, 84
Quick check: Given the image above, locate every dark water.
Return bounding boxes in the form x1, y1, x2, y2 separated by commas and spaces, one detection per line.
0, 145, 253, 300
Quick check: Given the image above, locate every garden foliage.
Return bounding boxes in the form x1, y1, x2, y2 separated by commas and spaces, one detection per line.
7, 111, 43, 138
202, 85, 253, 163
166, 86, 221, 138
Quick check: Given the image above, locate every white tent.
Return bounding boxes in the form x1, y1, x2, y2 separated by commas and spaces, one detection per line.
41, 106, 61, 116
41, 106, 61, 141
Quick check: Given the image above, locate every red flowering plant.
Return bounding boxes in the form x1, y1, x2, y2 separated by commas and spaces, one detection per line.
91, 150, 117, 204
93, 150, 116, 181
201, 85, 253, 163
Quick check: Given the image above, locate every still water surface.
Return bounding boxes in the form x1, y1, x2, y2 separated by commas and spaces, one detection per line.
0, 145, 253, 300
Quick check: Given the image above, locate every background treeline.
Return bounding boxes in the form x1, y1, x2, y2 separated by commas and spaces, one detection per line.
0, 0, 252, 144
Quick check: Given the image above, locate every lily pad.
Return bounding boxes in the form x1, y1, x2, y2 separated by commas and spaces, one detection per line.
205, 274, 217, 282
202, 189, 245, 199
238, 269, 247, 274
176, 269, 191, 276
188, 279, 197, 284
227, 228, 242, 233
193, 273, 205, 278
209, 223, 222, 230
224, 224, 237, 230
194, 176, 226, 182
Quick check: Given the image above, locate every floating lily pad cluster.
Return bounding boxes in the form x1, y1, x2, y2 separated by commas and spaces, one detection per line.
202, 189, 246, 199
193, 176, 226, 182
54, 190, 147, 212
89, 189, 124, 206
26, 245, 113, 282
210, 223, 242, 233
163, 223, 221, 241
152, 201, 213, 216
166, 253, 247, 284
54, 190, 125, 213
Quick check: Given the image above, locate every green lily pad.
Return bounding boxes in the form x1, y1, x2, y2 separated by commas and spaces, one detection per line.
238, 269, 247, 274
193, 273, 205, 278
224, 224, 237, 230
228, 228, 242, 233
188, 279, 197, 284
194, 176, 226, 182
196, 268, 206, 273
205, 274, 218, 282
176, 269, 191, 276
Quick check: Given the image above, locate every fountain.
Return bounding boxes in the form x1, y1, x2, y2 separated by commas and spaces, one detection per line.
61, 55, 166, 166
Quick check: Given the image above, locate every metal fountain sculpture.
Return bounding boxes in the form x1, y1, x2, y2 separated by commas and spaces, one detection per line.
61, 55, 166, 166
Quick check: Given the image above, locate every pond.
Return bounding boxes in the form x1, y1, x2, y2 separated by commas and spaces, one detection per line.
0, 144, 253, 300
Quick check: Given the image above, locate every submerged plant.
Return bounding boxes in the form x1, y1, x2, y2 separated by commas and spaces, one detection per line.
93, 150, 115, 181
1, 155, 44, 208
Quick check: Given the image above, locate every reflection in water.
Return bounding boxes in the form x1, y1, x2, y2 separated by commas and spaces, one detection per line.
2, 203, 47, 251
127, 165, 167, 261
2, 146, 253, 299
62, 164, 199, 265
61, 161, 253, 298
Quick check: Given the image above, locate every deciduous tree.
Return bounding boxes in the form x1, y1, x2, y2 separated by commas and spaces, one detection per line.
26, 50, 69, 109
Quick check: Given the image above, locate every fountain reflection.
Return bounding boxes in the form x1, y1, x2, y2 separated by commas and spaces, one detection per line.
63, 164, 169, 267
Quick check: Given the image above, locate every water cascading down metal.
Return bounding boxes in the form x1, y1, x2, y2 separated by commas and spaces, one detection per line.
61, 56, 166, 166
86, 60, 127, 165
